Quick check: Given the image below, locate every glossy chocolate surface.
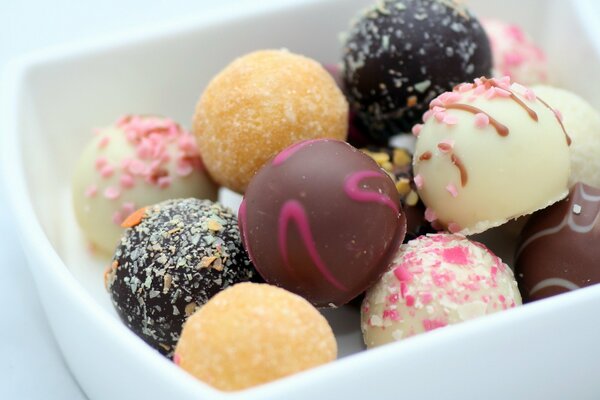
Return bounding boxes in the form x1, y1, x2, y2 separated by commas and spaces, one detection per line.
515, 183, 600, 302
240, 139, 406, 307
341, 0, 492, 139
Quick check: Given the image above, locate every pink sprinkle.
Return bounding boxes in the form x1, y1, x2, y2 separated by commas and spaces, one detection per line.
104, 187, 120, 200
434, 110, 446, 122
388, 293, 399, 304
422, 110, 434, 122
405, 295, 415, 307
474, 77, 483, 86
493, 76, 512, 89
442, 246, 469, 265
431, 269, 454, 287
437, 139, 454, 152
424, 208, 437, 222
506, 24, 525, 42
383, 309, 400, 321
445, 183, 458, 197
494, 87, 512, 98
447, 222, 462, 233
554, 108, 563, 122
112, 211, 124, 225
420, 292, 433, 305
474, 113, 490, 128
439, 92, 461, 105
414, 174, 424, 190
504, 52, 525, 66
176, 159, 194, 176
524, 89, 536, 101
393, 265, 413, 284
120, 174, 135, 189
474, 84, 486, 95
429, 98, 443, 108
84, 185, 97, 198
423, 319, 447, 332
128, 159, 146, 175
100, 164, 114, 178
411, 124, 423, 136
456, 83, 474, 93
173, 354, 181, 366
157, 176, 172, 189
499, 294, 506, 303
484, 87, 497, 99
97, 136, 110, 149
95, 156, 108, 170
443, 114, 458, 125
178, 134, 197, 153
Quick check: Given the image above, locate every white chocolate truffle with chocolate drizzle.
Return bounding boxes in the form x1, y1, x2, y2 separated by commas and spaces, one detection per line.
361, 234, 521, 348
412, 77, 571, 235
73, 115, 218, 254
532, 85, 600, 188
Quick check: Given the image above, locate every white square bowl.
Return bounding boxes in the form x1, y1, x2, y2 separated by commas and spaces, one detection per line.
3, 0, 600, 399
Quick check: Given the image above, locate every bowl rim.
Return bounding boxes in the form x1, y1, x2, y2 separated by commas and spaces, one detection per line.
3, 0, 600, 398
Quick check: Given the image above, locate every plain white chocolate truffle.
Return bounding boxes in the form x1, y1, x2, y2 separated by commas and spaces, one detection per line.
174, 283, 337, 391
361, 234, 521, 348
72, 115, 218, 254
532, 85, 600, 188
412, 77, 571, 235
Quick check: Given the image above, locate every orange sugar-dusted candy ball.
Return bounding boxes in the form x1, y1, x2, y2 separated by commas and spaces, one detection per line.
192, 49, 349, 193
174, 282, 337, 391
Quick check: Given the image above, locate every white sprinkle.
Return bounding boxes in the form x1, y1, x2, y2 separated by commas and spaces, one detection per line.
573, 204, 582, 215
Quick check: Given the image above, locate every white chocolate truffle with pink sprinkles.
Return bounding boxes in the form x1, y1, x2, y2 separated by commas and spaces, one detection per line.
361, 234, 521, 348
482, 18, 548, 86
72, 115, 218, 254
412, 76, 571, 235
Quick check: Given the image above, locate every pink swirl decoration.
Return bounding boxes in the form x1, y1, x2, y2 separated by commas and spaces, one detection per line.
278, 200, 347, 291
344, 171, 399, 213
237, 198, 261, 275
272, 139, 324, 166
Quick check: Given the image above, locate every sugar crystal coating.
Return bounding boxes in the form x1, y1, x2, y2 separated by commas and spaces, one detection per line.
193, 49, 349, 193
105, 198, 256, 356
362, 234, 521, 348
174, 282, 337, 391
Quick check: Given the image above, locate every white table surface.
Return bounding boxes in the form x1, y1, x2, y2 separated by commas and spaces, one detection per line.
0, 1, 250, 398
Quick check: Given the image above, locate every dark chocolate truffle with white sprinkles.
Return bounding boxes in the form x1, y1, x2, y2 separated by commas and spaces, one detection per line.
105, 198, 256, 356
342, 0, 492, 140
240, 139, 407, 307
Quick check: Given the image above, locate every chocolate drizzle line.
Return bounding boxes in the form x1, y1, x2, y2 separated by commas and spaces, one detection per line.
480, 77, 539, 121
419, 151, 432, 161
536, 97, 572, 146
445, 104, 509, 137
451, 153, 468, 187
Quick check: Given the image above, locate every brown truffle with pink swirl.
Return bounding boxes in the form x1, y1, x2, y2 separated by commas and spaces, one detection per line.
239, 139, 407, 307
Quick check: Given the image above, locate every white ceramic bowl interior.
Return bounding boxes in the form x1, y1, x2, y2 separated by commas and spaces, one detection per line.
3, 0, 600, 399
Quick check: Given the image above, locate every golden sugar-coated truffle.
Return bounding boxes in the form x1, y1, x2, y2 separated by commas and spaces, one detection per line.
174, 282, 337, 391
193, 49, 349, 193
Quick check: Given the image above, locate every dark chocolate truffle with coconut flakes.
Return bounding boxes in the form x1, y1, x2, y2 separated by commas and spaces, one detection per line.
105, 198, 256, 356
342, 0, 492, 140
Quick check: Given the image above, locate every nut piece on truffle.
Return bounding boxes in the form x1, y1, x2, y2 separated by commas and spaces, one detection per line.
72, 115, 218, 254
342, 0, 492, 140
413, 76, 571, 235
106, 198, 256, 356
174, 282, 337, 391
240, 139, 406, 307
193, 49, 349, 193
515, 182, 600, 302
532, 85, 600, 189
362, 234, 521, 348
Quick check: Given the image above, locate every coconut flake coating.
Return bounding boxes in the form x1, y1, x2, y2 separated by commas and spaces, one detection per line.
412, 76, 571, 235
361, 234, 521, 348
105, 198, 256, 356
341, 0, 492, 140
174, 283, 337, 391
193, 49, 349, 194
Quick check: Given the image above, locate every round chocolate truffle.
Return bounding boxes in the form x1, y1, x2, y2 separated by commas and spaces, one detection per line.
240, 139, 407, 307
361, 146, 435, 241
72, 115, 218, 254
193, 49, 349, 194
342, 0, 492, 140
362, 234, 521, 348
105, 198, 256, 356
174, 283, 337, 391
515, 183, 600, 302
413, 77, 571, 235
